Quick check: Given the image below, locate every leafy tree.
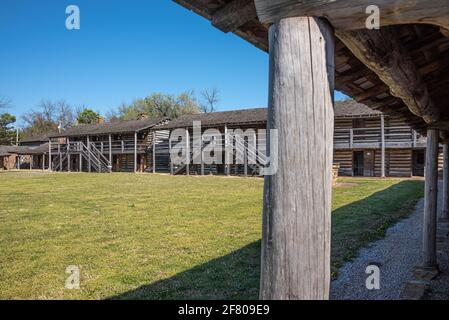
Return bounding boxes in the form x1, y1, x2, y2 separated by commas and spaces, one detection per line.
77, 108, 101, 125
0, 113, 16, 145
113, 92, 201, 121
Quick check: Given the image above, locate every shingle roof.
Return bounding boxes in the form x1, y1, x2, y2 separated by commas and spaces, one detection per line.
50, 117, 169, 138
0, 145, 32, 156
155, 102, 380, 130
156, 108, 267, 130
21, 132, 56, 143
334, 99, 381, 117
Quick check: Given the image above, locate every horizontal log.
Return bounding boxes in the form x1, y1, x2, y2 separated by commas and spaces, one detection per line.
212, 0, 258, 33
336, 28, 440, 124
254, 0, 449, 30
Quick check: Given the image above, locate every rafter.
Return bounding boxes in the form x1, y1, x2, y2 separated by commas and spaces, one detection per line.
254, 0, 449, 30
212, 0, 257, 33
336, 28, 440, 124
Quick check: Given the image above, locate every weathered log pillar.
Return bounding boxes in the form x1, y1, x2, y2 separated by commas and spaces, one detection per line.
67, 137, 71, 172
109, 134, 113, 171
48, 140, 52, 172
260, 17, 334, 300
422, 129, 439, 268
134, 132, 138, 173
441, 143, 449, 221
185, 129, 190, 176
87, 135, 91, 173
380, 114, 386, 178
152, 132, 156, 174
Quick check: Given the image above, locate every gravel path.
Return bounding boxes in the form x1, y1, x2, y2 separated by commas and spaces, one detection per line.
331, 198, 424, 300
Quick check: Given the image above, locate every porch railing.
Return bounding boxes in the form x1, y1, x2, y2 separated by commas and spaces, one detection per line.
334, 126, 427, 149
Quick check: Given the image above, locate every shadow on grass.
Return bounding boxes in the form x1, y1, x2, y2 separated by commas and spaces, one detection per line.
109, 241, 261, 300
109, 180, 423, 300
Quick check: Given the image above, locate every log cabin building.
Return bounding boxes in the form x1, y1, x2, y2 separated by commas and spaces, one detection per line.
171, 0, 449, 300
6, 100, 439, 177
46, 117, 170, 173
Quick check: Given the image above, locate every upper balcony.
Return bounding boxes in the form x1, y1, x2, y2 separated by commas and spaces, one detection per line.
334, 126, 427, 150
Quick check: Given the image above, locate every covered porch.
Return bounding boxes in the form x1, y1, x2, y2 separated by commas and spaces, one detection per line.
174, 0, 449, 299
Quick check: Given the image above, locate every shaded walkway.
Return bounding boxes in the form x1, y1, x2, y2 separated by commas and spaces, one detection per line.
331, 199, 423, 299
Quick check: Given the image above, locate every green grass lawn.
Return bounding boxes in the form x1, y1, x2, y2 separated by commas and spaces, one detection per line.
0, 172, 424, 300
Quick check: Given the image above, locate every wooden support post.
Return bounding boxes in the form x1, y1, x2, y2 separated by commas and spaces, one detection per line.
260, 17, 334, 300
58, 144, 62, 172
224, 125, 230, 176
422, 129, 439, 269
244, 143, 248, 177
109, 134, 112, 172
413, 130, 418, 148
169, 135, 173, 175
381, 114, 386, 178
42, 154, 45, 171
134, 132, 138, 173
30, 156, 33, 170
152, 132, 156, 174
185, 129, 190, 176
79, 150, 82, 172
87, 136, 91, 173
349, 129, 354, 149
442, 143, 449, 221
48, 140, 52, 172
201, 135, 205, 176
67, 137, 71, 172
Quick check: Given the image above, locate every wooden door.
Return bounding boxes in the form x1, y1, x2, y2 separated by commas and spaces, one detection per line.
364, 150, 375, 177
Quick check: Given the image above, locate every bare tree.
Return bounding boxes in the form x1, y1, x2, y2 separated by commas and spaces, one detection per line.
0, 95, 12, 109
21, 99, 76, 136
201, 88, 220, 113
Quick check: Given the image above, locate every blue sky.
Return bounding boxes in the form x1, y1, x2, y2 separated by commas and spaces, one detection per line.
0, 0, 346, 125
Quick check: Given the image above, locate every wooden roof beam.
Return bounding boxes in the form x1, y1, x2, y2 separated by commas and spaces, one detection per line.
336, 28, 440, 124
254, 0, 449, 30
212, 0, 258, 33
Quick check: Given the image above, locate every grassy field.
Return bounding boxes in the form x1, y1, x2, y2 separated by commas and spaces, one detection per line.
0, 171, 423, 300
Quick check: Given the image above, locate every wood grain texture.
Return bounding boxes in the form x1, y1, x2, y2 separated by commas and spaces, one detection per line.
442, 144, 449, 220
254, 0, 449, 30
260, 16, 334, 300
336, 28, 439, 124
212, 0, 257, 33
423, 129, 439, 268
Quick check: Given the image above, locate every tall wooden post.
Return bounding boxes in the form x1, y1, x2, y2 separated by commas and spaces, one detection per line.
225, 125, 230, 176
441, 143, 449, 221
422, 129, 439, 269
57, 143, 61, 171
185, 128, 190, 176
152, 132, 156, 174
87, 135, 91, 173
380, 114, 386, 178
42, 154, 45, 171
109, 134, 113, 172
260, 17, 334, 300
48, 140, 52, 171
30, 156, 33, 170
201, 135, 205, 176
169, 134, 173, 175
67, 137, 71, 172
134, 132, 138, 173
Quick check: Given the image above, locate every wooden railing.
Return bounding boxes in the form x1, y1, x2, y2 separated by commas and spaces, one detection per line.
334, 126, 426, 149
50, 139, 148, 155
